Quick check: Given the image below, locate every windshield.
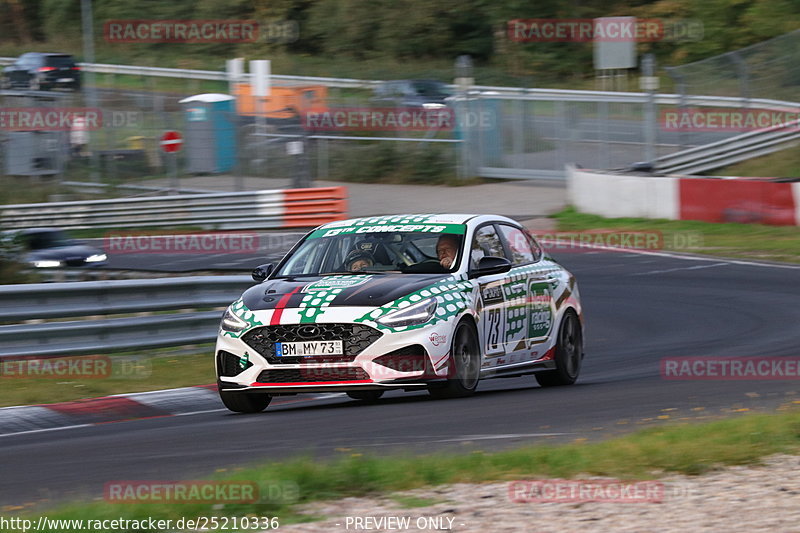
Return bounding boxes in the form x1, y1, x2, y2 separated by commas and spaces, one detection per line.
26, 230, 73, 250
44, 55, 75, 67
411, 80, 449, 97
274, 227, 466, 277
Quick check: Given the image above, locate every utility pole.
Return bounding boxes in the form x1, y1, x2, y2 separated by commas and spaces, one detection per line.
81, 0, 101, 182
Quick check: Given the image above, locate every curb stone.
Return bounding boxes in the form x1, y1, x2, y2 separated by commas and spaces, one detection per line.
0, 384, 222, 436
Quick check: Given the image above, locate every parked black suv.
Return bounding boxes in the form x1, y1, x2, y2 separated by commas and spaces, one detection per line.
1, 53, 81, 91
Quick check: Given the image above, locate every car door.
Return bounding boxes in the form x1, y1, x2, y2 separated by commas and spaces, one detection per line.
471, 224, 514, 367
495, 224, 556, 361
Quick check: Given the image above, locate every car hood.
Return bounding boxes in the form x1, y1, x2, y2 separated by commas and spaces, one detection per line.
241, 273, 452, 310
25, 244, 103, 261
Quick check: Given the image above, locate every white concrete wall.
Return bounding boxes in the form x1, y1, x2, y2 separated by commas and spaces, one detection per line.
794, 182, 800, 227
567, 166, 680, 220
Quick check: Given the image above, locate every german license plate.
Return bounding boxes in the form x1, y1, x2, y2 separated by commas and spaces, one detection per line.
275, 340, 343, 357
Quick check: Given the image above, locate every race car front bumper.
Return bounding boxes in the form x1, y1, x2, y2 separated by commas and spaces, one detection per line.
215, 312, 456, 394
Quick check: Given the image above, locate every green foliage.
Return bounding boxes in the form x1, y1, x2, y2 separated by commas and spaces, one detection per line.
329, 141, 456, 184
553, 206, 800, 263
2, 1, 800, 88
0, 234, 38, 284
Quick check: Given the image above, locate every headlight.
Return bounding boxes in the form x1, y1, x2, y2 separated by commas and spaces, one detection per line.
377, 298, 437, 327
85, 253, 107, 263
220, 305, 247, 333
32, 260, 62, 268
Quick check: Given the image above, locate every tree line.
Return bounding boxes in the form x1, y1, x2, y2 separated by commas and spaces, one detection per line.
0, 0, 797, 79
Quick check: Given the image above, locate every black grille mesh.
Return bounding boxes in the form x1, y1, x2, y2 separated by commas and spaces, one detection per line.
256, 367, 369, 383
241, 323, 382, 364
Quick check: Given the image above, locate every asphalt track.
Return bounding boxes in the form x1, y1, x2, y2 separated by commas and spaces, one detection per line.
2, 248, 800, 508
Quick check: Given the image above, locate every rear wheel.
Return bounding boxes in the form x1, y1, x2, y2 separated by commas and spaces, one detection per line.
29, 77, 40, 91
219, 388, 272, 413
428, 321, 480, 399
346, 390, 384, 402
536, 310, 583, 387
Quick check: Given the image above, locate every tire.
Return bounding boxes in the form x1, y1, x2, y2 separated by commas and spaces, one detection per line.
535, 310, 583, 387
428, 320, 480, 399
29, 77, 40, 91
346, 390, 384, 402
219, 388, 272, 413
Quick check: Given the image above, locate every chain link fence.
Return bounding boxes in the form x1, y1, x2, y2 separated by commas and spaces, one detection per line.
5, 42, 799, 194
0, 88, 732, 191
665, 29, 800, 102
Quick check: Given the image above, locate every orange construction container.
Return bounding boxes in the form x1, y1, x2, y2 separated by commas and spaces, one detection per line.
232, 83, 328, 119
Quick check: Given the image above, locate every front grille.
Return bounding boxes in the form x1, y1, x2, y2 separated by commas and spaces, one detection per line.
256, 367, 369, 383
65, 257, 86, 267
242, 323, 382, 364
217, 350, 253, 377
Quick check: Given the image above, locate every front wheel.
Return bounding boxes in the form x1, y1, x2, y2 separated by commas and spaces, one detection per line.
428, 321, 480, 399
219, 388, 272, 413
535, 310, 583, 387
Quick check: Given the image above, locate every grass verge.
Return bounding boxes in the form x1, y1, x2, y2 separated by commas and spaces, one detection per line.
0, 348, 214, 408
551, 207, 800, 263
6, 408, 800, 528
714, 148, 800, 179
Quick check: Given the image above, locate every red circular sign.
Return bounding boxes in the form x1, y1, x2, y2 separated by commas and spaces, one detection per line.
160, 130, 183, 153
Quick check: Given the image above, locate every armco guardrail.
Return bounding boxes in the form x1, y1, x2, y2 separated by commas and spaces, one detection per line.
653, 119, 800, 175
0, 57, 379, 89
0, 186, 347, 230
3, 56, 800, 110
0, 276, 252, 358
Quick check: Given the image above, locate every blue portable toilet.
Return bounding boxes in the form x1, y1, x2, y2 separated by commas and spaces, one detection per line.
179, 93, 237, 173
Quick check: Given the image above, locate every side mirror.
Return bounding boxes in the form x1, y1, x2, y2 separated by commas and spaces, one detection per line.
251, 263, 274, 283
470, 256, 512, 278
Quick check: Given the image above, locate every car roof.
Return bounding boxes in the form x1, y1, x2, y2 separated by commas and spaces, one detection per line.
317, 214, 518, 230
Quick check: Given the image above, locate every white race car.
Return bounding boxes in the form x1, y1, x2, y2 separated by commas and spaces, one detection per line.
215, 214, 584, 413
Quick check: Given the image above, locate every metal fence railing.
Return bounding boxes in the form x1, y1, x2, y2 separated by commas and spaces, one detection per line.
665, 29, 800, 103
654, 118, 800, 175
0, 187, 347, 230
0, 276, 252, 358
3, 49, 800, 183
